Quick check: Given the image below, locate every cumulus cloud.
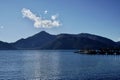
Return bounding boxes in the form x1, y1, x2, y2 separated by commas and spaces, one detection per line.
21, 8, 61, 28
51, 15, 58, 20
44, 10, 48, 14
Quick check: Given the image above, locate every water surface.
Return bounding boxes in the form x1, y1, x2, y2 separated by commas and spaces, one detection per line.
0, 50, 120, 80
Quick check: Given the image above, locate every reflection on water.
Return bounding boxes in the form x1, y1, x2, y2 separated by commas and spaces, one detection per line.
0, 50, 120, 80
22, 50, 61, 80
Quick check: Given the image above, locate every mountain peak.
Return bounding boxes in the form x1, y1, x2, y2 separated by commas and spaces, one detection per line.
40, 31, 48, 34
33, 31, 50, 37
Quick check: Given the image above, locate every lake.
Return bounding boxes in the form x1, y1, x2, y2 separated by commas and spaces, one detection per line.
0, 50, 120, 80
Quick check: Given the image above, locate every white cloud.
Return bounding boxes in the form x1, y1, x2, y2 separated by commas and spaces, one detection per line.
21, 8, 61, 28
51, 15, 58, 20
44, 10, 48, 14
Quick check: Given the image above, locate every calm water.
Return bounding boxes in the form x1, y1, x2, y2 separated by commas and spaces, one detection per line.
0, 50, 120, 80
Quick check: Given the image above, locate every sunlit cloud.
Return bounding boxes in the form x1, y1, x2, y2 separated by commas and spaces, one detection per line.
51, 15, 58, 20
44, 10, 48, 14
21, 8, 61, 28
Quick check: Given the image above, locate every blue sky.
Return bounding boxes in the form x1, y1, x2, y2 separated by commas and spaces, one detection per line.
0, 0, 120, 42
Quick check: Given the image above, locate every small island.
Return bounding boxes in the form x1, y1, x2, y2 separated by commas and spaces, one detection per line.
75, 48, 120, 55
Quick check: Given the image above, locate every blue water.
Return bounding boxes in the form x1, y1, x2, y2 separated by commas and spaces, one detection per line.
0, 50, 120, 80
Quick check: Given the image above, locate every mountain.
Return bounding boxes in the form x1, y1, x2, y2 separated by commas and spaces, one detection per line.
12, 31, 117, 50
41, 33, 116, 49
116, 41, 120, 47
12, 31, 56, 49
0, 41, 16, 50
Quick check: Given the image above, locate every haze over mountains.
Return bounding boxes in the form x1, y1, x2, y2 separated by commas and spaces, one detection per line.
0, 31, 119, 50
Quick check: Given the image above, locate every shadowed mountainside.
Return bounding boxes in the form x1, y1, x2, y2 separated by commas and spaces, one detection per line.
0, 41, 16, 50
11, 31, 56, 49
11, 31, 117, 50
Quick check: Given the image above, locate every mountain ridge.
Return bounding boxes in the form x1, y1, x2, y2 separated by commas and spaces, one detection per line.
12, 31, 118, 50
0, 31, 119, 50
0, 41, 16, 50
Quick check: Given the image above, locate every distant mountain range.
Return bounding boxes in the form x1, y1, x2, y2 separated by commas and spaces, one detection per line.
0, 41, 16, 50
0, 31, 119, 50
